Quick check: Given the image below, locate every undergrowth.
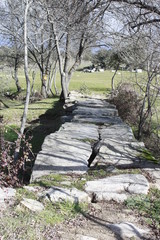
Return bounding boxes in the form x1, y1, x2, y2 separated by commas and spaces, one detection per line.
0, 126, 34, 187
125, 188, 160, 234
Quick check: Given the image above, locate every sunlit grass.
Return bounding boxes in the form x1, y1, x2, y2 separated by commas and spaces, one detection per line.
0, 67, 159, 135
0, 67, 141, 94
0, 97, 59, 126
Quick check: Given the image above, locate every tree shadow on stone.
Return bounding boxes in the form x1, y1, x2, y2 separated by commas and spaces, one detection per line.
24, 99, 68, 183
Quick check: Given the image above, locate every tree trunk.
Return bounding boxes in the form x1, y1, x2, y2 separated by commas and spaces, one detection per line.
111, 64, 119, 92
47, 61, 59, 95
60, 73, 68, 102
53, 64, 59, 95
137, 74, 152, 139
41, 74, 48, 98
14, 0, 32, 161
14, 64, 21, 92
31, 71, 36, 95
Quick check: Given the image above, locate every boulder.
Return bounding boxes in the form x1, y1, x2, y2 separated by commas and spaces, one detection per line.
85, 174, 149, 202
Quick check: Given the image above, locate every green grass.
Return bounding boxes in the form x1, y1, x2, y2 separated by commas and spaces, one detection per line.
31, 174, 67, 188
0, 97, 59, 126
0, 200, 87, 240
0, 67, 137, 95
125, 188, 160, 229
4, 125, 19, 142
16, 188, 37, 202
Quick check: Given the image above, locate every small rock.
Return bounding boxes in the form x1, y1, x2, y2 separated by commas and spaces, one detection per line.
20, 198, 44, 212
108, 222, 150, 239
76, 235, 98, 240
0, 187, 16, 208
45, 186, 91, 203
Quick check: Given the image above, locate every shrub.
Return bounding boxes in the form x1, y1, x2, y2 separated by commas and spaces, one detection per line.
110, 83, 141, 126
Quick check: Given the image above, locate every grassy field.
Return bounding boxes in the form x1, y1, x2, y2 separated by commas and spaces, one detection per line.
0, 67, 159, 146
0, 68, 132, 124
0, 67, 133, 94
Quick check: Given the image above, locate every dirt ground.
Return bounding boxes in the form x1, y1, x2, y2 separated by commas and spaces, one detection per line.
43, 201, 157, 240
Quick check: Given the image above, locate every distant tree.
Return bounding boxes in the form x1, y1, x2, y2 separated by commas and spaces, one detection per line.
92, 49, 111, 69
45, 0, 111, 101
0, 0, 24, 92
92, 49, 125, 90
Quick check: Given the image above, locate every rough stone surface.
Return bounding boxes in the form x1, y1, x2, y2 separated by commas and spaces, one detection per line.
31, 137, 90, 181
77, 99, 115, 109
73, 106, 118, 117
45, 186, 91, 203
58, 122, 99, 140
20, 198, 44, 212
85, 174, 149, 202
108, 222, 151, 239
100, 123, 134, 142
98, 139, 145, 167
0, 187, 16, 208
72, 115, 123, 125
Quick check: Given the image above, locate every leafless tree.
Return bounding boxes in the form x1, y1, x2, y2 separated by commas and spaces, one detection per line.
44, 0, 111, 101
108, 0, 160, 139
27, 2, 57, 98
0, 0, 24, 92
15, 0, 33, 160
110, 0, 160, 30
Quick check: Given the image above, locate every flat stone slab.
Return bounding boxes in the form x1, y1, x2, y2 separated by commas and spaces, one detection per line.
72, 115, 123, 125
99, 139, 145, 167
108, 222, 150, 239
45, 186, 91, 203
31, 137, 90, 181
20, 198, 44, 212
85, 174, 149, 202
77, 99, 115, 109
57, 122, 99, 140
73, 106, 118, 117
100, 123, 134, 142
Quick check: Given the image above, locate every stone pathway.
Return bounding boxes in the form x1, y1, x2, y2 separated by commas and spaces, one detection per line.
1, 91, 159, 240
28, 92, 160, 239
31, 92, 159, 182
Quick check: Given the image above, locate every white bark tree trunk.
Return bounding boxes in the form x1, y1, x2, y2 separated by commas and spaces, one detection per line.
14, 0, 32, 161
